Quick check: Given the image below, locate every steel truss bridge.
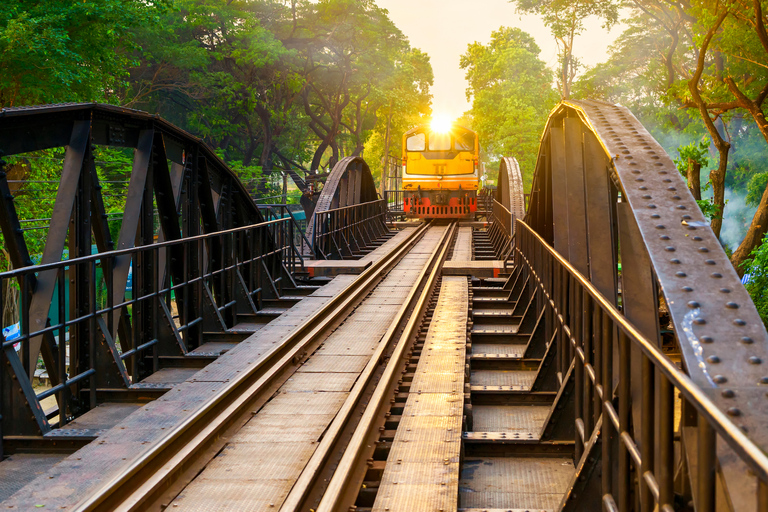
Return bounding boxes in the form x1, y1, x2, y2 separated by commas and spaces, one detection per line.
0, 100, 765, 512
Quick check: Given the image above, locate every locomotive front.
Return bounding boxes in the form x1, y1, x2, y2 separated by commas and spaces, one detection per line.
401, 123, 480, 219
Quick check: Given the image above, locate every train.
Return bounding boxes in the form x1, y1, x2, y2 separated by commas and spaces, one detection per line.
401, 123, 480, 219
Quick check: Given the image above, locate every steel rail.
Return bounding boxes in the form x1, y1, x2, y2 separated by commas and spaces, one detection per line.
316, 221, 459, 512
70, 222, 432, 512
280, 220, 457, 511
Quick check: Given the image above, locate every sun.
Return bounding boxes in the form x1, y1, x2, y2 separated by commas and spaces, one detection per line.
430, 114, 453, 134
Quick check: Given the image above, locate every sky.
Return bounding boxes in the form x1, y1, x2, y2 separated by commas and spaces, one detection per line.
376, 0, 625, 120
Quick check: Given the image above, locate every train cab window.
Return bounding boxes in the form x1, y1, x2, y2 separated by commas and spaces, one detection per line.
428, 131, 451, 151
455, 131, 474, 151
406, 133, 426, 151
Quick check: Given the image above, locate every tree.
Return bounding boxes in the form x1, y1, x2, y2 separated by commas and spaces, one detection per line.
369, 47, 433, 193
573, 1, 768, 275
0, 0, 165, 107
508, 0, 620, 98
295, 0, 415, 171
460, 27, 559, 186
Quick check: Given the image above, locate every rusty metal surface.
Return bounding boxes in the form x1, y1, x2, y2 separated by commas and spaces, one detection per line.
0, 454, 68, 501
304, 156, 381, 248
280, 372, 359, 393
451, 227, 474, 261
0, 287, 345, 508
308, 275, 358, 297
471, 405, 550, 433
565, 99, 768, 407
443, 260, 505, 278
170, 224, 448, 512
472, 324, 520, 335
58, 403, 145, 432
459, 457, 574, 509
496, 157, 526, 221
471, 344, 526, 358
136, 368, 199, 386
373, 276, 468, 512
470, 370, 536, 389
359, 227, 418, 263
297, 355, 371, 373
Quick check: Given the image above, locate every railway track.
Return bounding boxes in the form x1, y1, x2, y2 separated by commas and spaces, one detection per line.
4, 101, 768, 512
46, 221, 454, 511
11, 219, 566, 512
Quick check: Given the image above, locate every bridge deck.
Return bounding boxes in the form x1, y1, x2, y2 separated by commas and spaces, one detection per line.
1, 274, 358, 508
164, 227, 447, 510
372, 276, 468, 512
450, 226, 473, 261
305, 226, 417, 276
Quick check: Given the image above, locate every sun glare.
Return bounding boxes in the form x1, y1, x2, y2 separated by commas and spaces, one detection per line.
430, 114, 453, 134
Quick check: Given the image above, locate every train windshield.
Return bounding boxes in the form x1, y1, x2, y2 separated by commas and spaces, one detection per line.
455, 131, 474, 151
428, 132, 451, 151
406, 133, 425, 151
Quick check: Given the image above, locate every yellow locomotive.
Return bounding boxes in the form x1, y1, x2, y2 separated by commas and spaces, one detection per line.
402, 122, 480, 218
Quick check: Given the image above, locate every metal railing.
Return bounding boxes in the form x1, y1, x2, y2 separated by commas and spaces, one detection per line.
257, 204, 313, 260
0, 218, 302, 437
515, 219, 768, 511
487, 199, 513, 260
383, 189, 404, 215
478, 186, 495, 217
312, 199, 388, 259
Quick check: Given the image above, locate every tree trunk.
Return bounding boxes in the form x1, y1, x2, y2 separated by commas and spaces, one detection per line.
687, 158, 701, 200
706, 145, 727, 237
311, 139, 329, 172
687, 8, 729, 237
709, 142, 729, 238
380, 111, 392, 196
329, 141, 339, 168
732, 181, 768, 276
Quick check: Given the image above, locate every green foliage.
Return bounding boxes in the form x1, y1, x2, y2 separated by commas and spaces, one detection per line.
125, 0, 431, 190
510, 0, 620, 98
460, 27, 558, 188
674, 141, 709, 176
0, 146, 134, 273
747, 173, 768, 208
742, 232, 768, 327
696, 199, 721, 221
0, 0, 167, 106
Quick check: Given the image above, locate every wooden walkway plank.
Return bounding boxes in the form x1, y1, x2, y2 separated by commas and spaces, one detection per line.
450, 226, 473, 261
373, 276, 468, 512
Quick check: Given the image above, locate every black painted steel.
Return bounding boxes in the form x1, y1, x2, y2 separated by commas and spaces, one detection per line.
516, 220, 768, 512
522, 99, 768, 510
487, 157, 525, 260
0, 103, 302, 450
312, 199, 388, 259
306, 156, 386, 259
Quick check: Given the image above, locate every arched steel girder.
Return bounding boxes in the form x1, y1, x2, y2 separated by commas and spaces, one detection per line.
0, 103, 294, 438
528, 100, 768, 385
495, 156, 526, 221
525, 100, 768, 457
305, 156, 380, 248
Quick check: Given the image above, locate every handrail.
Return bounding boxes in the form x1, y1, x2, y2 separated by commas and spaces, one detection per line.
312, 199, 388, 259
515, 218, 768, 509
70, 218, 432, 511
487, 198, 513, 260
315, 197, 385, 216
0, 217, 290, 279
0, 217, 303, 432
